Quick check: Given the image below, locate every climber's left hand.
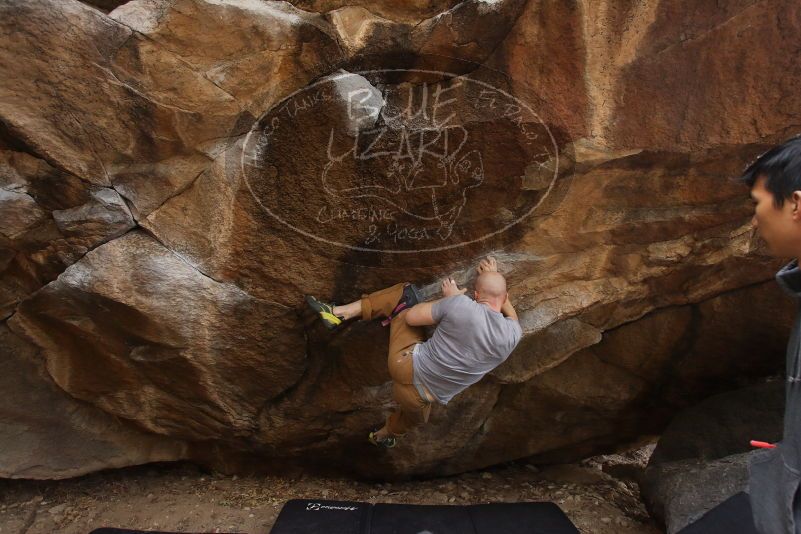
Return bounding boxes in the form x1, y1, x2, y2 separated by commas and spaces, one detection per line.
441, 277, 467, 298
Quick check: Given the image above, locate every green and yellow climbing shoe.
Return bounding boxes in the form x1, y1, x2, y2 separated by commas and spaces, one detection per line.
368, 429, 398, 449
305, 295, 345, 330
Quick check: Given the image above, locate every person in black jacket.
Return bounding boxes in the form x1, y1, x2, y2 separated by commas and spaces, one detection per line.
741, 135, 801, 534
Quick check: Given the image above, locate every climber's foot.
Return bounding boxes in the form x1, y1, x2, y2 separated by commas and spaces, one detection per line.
368, 428, 398, 449
305, 295, 345, 330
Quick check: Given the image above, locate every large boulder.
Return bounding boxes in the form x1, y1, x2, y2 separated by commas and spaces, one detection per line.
641, 380, 784, 532
1, 0, 801, 479
642, 452, 752, 534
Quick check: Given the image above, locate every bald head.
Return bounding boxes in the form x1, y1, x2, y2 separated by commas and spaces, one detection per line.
475, 271, 507, 299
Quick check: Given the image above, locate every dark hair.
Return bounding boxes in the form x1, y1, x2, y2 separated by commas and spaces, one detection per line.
741, 135, 801, 207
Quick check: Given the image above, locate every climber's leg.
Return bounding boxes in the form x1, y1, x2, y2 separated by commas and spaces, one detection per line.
306, 281, 408, 327
372, 308, 433, 441
358, 282, 408, 321
331, 299, 361, 321
387, 308, 426, 366
385, 382, 432, 436
310, 281, 420, 324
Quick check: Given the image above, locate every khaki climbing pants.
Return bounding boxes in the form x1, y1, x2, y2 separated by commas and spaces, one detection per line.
360, 282, 435, 436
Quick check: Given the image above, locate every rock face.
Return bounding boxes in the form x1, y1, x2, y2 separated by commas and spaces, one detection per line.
0, 321, 186, 479
9, 230, 307, 442
1, 0, 800, 479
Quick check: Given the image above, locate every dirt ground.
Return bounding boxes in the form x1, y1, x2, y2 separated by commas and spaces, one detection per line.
0, 447, 663, 534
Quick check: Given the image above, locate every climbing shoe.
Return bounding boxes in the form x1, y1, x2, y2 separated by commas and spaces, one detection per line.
381, 283, 424, 326
305, 295, 345, 330
368, 429, 398, 449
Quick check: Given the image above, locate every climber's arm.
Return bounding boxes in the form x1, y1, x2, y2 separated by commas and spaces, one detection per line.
406, 277, 462, 326
405, 299, 441, 327
501, 293, 518, 322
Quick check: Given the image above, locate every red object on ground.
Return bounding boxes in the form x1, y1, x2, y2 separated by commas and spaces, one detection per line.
750, 440, 777, 449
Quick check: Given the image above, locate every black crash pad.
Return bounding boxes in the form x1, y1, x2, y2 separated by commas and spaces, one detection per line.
89, 527, 239, 534
269, 499, 579, 534
677, 492, 759, 534
91, 529, 242, 534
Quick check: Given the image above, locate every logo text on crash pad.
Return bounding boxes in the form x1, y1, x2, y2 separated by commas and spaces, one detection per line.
305, 502, 359, 512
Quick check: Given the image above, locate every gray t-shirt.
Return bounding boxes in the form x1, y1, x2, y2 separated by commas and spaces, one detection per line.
412, 294, 523, 405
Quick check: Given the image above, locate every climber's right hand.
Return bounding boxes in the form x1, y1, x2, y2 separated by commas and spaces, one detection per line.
477, 255, 498, 274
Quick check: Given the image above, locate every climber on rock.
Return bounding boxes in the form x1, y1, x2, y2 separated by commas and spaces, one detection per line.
305, 256, 523, 448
